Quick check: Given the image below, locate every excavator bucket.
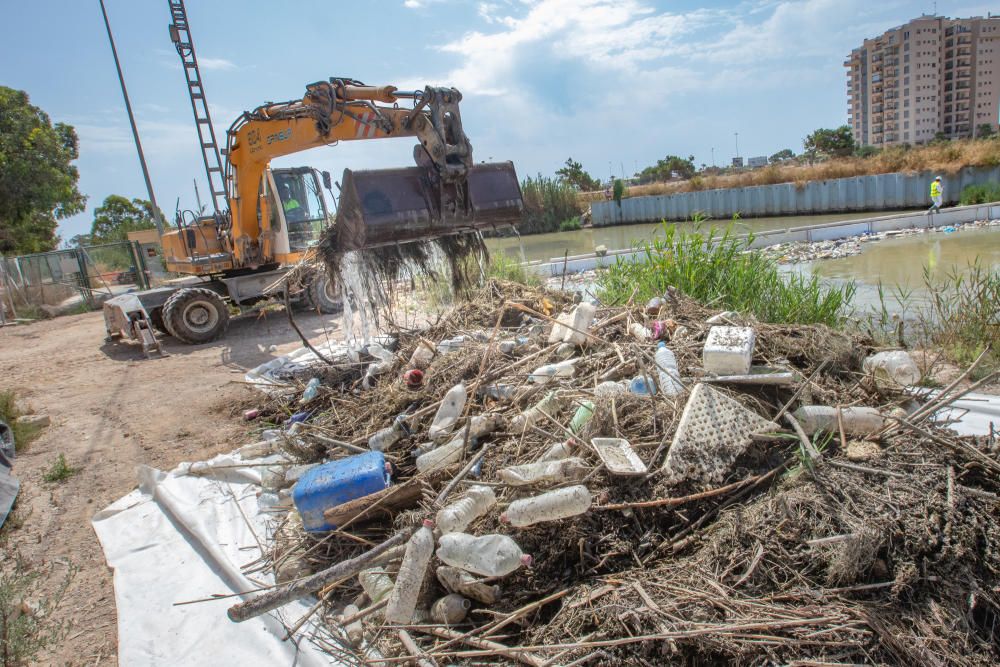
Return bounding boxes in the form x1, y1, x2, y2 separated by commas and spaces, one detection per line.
334, 161, 523, 251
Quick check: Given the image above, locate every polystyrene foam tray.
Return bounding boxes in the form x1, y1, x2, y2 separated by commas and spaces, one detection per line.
591, 437, 647, 476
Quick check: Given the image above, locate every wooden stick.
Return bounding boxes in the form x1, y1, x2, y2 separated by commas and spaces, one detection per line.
415, 626, 546, 667
398, 629, 437, 667
596, 475, 756, 510
284, 289, 333, 365
227, 527, 414, 622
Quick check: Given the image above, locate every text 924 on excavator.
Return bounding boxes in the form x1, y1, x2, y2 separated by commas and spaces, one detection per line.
104, 78, 523, 355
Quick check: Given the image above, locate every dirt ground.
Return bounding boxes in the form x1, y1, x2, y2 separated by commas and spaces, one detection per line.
0, 308, 341, 665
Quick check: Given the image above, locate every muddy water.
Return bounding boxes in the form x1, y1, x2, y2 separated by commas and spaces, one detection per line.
485, 210, 918, 263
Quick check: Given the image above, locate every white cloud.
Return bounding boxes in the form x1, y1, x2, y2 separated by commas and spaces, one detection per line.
197, 57, 237, 71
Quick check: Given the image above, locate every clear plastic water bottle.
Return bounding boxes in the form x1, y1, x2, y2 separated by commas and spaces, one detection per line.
430, 594, 471, 624
529, 359, 576, 384
409, 341, 435, 369
385, 519, 435, 624
511, 391, 565, 432
628, 375, 656, 395
569, 401, 595, 435
501, 485, 592, 527
595, 380, 627, 397
654, 342, 683, 396
863, 351, 920, 387
537, 439, 574, 462
793, 406, 885, 436
629, 322, 652, 341
481, 383, 517, 401
436, 566, 500, 604
436, 533, 532, 577
359, 567, 395, 605
368, 414, 408, 451
498, 457, 588, 487
436, 485, 497, 534
300, 377, 321, 403
415, 437, 466, 473
363, 343, 396, 389
429, 382, 467, 441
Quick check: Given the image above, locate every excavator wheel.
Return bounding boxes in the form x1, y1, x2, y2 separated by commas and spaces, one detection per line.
161, 287, 230, 344
303, 271, 342, 314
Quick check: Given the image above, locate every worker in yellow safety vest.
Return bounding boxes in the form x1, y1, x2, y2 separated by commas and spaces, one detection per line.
281, 183, 305, 222
927, 176, 943, 214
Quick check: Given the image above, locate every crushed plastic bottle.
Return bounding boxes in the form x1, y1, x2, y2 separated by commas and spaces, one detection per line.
385, 519, 435, 624
415, 437, 466, 473
428, 383, 467, 441
537, 439, 574, 462
563, 303, 596, 346
436, 566, 500, 604
863, 351, 921, 387
511, 391, 566, 432
501, 485, 592, 527
481, 383, 517, 402
629, 322, 652, 341
362, 343, 396, 389
430, 594, 471, 624
793, 405, 885, 436
409, 340, 436, 369
595, 381, 627, 397
654, 342, 683, 396
436, 485, 497, 534
300, 377, 321, 403
368, 414, 409, 452
436, 533, 532, 577
569, 401, 595, 435
529, 359, 576, 384
359, 567, 395, 605
628, 375, 657, 396
498, 456, 588, 487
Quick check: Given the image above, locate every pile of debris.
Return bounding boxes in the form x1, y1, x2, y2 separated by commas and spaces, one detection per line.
231, 279, 1000, 666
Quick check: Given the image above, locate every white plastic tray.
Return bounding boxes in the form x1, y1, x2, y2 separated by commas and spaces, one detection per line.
591, 437, 647, 476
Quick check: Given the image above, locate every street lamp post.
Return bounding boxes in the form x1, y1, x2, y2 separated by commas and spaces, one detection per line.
734, 132, 740, 160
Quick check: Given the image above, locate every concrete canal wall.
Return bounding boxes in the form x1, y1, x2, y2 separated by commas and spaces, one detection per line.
591, 166, 1000, 226
530, 202, 1000, 276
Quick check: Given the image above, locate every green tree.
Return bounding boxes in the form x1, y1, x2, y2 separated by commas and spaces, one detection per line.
769, 148, 795, 162
976, 123, 996, 139
0, 87, 85, 254
636, 155, 696, 183
612, 179, 625, 206
90, 195, 159, 244
803, 126, 855, 158
66, 233, 92, 248
555, 158, 601, 191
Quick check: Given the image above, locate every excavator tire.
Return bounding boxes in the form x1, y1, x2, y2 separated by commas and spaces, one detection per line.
161, 287, 230, 344
303, 271, 342, 314
149, 307, 170, 335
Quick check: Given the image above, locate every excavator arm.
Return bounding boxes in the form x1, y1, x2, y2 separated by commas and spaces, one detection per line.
222, 80, 520, 267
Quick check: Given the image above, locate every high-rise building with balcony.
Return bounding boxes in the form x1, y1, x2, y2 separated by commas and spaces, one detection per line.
846, 14, 1000, 147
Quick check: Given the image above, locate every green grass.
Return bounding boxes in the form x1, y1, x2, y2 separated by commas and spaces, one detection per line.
558, 217, 582, 232
0, 392, 40, 453
484, 253, 541, 287
959, 182, 1000, 205
42, 454, 78, 483
597, 224, 856, 327
0, 555, 75, 665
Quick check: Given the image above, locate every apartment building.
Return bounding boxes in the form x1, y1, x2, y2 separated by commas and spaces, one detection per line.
846, 15, 1000, 147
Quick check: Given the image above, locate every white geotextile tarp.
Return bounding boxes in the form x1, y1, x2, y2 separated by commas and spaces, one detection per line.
244, 340, 356, 391
935, 391, 1000, 437
92, 453, 335, 667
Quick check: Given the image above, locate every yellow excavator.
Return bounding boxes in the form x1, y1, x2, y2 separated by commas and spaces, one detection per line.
103, 1, 522, 355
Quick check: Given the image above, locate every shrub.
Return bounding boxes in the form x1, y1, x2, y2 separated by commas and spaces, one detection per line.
959, 182, 1000, 205
42, 454, 78, 483
0, 392, 39, 452
558, 217, 582, 232
520, 175, 581, 234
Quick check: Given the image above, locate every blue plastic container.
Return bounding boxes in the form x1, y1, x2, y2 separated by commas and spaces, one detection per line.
292, 451, 390, 532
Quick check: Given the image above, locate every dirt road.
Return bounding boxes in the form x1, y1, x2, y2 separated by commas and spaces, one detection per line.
0, 308, 340, 665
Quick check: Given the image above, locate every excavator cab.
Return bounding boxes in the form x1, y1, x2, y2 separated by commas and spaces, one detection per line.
265, 167, 331, 256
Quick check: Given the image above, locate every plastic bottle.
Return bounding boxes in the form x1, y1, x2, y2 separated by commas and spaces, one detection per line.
428, 383, 467, 441
501, 485, 593, 527
793, 406, 885, 436
358, 567, 395, 605
595, 381, 627, 397
481, 383, 517, 401
339, 604, 364, 646
436, 533, 532, 577
409, 340, 435, 369
645, 296, 666, 315
363, 343, 396, 389
430, 594, 471, 624
436, 485, 497, 534
654, 342, 683, 396
555, 343, 576, 360
415, 437, 466, 473
629, 322, 652, 341
368, 414, 409, 451
300, 377, 321, 403
511, 391, 565, 432
385, 519, 435, 624
537, 439, 574, 462
569, 401, 595, 435
563, 303, 596, 346
863, 351, 920, 387
628, 375, 656, 396
498, 456, 588, 487
436, 566, 500, 604
529, 359, 576, 384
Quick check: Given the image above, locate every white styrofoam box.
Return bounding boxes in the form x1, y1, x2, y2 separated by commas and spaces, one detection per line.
702, 326, 756, 376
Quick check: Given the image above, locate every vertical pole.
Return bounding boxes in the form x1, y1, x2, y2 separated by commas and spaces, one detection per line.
98, 0, 166, 235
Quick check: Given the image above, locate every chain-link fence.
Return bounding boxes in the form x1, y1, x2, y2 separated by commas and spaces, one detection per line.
0, 241, 151, 321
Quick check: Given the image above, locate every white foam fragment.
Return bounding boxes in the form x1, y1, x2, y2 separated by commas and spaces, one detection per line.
703, 326, 756, 376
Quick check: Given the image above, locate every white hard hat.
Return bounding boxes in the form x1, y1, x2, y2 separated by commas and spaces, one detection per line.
935, 176, 942, 180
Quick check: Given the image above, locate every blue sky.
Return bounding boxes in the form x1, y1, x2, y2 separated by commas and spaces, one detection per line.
1, 0, 994, 241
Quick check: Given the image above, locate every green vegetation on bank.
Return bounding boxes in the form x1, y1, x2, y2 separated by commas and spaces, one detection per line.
0, 391, 40, 452
959, 182, 1000, 205
597, 224, 855, 327
520, 175, 582, 234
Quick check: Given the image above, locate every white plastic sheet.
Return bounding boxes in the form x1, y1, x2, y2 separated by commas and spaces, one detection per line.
245, 341, 356, 392
92, 454, 335, 666
935, 391, 1000, 437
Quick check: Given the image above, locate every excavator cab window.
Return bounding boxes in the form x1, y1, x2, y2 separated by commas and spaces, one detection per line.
273, 169, 327, 251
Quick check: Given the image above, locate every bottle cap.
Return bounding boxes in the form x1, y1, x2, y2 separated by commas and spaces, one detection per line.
422, 518, 435, 528
658, 341, 666, 348
520, 554, 533, 568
